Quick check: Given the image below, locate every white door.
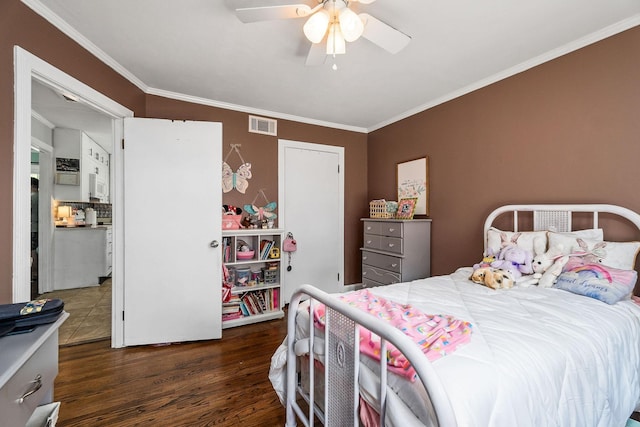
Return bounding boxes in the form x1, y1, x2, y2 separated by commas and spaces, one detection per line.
278, 140, 344, 303
123, 118, 222, 346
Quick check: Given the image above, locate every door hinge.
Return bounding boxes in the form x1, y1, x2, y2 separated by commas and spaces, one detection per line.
122, 311, 125, 321
337, 164, 340, 173
121, 138, 125, 149
337, 273, 340, 281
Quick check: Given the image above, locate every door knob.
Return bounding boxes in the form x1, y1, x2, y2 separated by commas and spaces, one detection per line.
210, 240, 219, 248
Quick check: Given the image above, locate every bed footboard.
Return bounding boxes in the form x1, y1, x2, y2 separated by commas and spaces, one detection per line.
285, 284, 457, 427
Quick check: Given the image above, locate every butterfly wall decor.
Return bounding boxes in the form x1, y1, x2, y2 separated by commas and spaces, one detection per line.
222, 144, 252, 194
244, 189, 277, 222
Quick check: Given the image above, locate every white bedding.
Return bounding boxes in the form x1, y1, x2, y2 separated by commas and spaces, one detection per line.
275, 267, 640, 426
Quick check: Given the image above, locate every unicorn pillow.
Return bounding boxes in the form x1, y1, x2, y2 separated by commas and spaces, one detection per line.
554, 258, 638, 304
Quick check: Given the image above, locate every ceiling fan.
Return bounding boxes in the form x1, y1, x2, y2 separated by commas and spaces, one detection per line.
235, 0, 411, 66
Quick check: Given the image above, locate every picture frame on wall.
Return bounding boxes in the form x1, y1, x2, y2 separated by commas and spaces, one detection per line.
397, 157, 429, 216
396, 198, 418, 219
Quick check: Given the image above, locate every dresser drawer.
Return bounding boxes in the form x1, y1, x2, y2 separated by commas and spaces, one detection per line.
362, 221, 404, 238
377, 222, 403, 238
361, 250, 402, 273
362, 265, 401, 285
362, 221, 381, 236
0, 333, 58, 426
379, 236, 403, 254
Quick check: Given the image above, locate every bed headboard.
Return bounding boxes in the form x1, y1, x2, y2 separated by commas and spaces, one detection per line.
483, 204, 640, 254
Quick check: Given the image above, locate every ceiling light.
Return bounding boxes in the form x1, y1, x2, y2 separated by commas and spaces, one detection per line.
303, 9, 330, 43
326, 23, 346, 55
338, 7, 363, 42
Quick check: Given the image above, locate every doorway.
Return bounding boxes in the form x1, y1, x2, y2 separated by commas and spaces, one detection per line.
278, 140, 344, 303
14, 46, 133, 347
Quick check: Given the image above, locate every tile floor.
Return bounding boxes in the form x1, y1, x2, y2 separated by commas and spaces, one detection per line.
41, 279, 111, 346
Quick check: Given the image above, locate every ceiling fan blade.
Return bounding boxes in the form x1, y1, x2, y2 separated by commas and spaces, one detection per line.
305, 42, 327, 66
359, 13, 411, 54
235, 4, 313, 23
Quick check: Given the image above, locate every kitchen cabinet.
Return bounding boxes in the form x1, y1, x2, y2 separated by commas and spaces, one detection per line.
360, 218, 431, 287
53, 226, 112, 290
53, 128, 110, 202
222, 229, 284, 328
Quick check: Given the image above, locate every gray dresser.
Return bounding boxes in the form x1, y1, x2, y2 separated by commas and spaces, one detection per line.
361, 218, 431, 287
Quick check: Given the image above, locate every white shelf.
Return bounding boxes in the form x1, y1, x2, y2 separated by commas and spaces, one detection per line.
222, 228, 284, 328
222, 310, 284, 329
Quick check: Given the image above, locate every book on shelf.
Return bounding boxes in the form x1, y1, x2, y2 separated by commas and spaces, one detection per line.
259, 239, 274, 260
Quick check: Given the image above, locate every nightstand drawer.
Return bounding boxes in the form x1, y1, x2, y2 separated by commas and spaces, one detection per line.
362, 265, 401, 285
0, 333, 58, 426
362, 250, 402, 273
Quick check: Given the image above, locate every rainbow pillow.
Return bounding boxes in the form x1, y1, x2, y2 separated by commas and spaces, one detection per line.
554, 262, 637, 304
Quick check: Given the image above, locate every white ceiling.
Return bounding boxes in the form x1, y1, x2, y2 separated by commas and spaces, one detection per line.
25, 0, 640, 133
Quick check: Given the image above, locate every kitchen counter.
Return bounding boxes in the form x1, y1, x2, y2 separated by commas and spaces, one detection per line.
53, 226, 112, 289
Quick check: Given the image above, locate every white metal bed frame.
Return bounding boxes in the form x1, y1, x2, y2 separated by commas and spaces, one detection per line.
285, 204, 640, 427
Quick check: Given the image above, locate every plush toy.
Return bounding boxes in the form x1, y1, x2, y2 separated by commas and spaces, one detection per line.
531, 238, 565, 275
473, 248, 497, 270
490, 232, 534, 277
537, 255, 569, 288
470, 267, 515, 290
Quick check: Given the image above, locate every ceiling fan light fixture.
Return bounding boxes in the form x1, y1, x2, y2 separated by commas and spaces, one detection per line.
303, 9, 330, 43
338, 7, 364, 42
326, 22, 346, 55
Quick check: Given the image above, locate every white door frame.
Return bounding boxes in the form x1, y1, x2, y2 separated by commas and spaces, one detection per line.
31, 134, 54, 294
14, 46, 133, 347
277, 139, 345, 300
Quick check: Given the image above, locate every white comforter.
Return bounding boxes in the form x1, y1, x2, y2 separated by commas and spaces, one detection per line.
368, 267, 640, 426
274, 267, 640, 427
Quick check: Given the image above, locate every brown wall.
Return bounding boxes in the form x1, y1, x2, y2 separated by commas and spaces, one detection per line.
2, 0, 639, 302
145, 96, 368, 285
368, 26, 640, 276
0, 0, 367, 303
0, 1, 146, 303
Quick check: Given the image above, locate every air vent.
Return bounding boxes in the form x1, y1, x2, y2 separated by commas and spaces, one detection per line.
249, 115, 277, 136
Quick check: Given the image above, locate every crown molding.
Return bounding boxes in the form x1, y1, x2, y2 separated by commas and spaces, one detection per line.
146, 87, 368, 134
31, 110, 55, 129
21, 0, 148, 92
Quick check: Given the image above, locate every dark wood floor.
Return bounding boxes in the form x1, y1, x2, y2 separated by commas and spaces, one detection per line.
55, 316, 288, 426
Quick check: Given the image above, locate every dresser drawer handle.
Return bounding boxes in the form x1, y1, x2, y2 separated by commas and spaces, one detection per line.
362, 256, 368, 261
366, 240, 373, 245
366, 226, 372, 231
388, 228, 395, 233
391, 263, 398, 268
388, 243, 395, 248
18, 374, 42, 404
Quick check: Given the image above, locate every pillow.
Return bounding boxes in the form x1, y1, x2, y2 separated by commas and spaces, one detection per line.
554, 263, 638, 304
487, 228, 604, 256
486, 228, 547, 255
548, 232, 640, 270
551, 228, 604, 241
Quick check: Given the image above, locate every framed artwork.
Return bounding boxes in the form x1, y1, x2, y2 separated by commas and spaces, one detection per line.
397, 157, 429, 216
396, 198, 417, 219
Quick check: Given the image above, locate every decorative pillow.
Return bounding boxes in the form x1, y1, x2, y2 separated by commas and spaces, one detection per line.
548, 232, 640, 270
486, 228, 548, 255
554, 262, 638, 304
487, 228, 604, 256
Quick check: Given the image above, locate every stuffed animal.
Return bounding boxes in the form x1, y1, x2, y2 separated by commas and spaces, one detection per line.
490, 232, 534, 277
470, 267, 515, 290
531, 238, 565, 275
537, 255, 569, 288
473, 248, 497, 270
